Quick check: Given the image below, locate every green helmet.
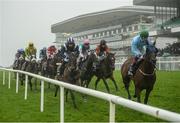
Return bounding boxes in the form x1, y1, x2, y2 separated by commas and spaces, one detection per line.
140, 30, 149, 39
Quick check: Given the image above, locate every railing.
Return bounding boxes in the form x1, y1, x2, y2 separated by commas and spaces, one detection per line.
115, 57, 180, 71
0, 67, 180, 122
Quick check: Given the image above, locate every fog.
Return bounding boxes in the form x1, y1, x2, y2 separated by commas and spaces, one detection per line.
0, 0, 133, 67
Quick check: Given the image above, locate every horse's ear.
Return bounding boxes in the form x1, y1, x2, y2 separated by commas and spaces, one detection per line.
113, 52, 116, 55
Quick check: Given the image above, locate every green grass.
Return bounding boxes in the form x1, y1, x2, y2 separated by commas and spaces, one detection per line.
0, 70, 180, 122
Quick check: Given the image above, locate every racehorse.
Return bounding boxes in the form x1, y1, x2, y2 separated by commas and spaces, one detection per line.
55, 52, 80, 108
25, 56, 39, 90
41, 52, 62, 88
80, 51, 118, 93
19, 55, 38, 90
121, 44, 158, 104
13, 55, 25, 79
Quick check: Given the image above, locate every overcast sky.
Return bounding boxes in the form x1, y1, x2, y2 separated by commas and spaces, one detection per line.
0, 0, 133, 67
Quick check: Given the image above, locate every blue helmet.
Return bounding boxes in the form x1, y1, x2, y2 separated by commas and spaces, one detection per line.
18, 48, 24, 53
42, 47, 46, 51
66, 37, 75, 44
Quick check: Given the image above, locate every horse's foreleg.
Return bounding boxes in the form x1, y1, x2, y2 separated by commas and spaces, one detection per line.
110, 76, 118, 91
29, 78, 32, 91
102, 78, 110, 93
144, 88, 152, 104
123, 78, 131, 99
95, 77, 101, 90
135, 88, 141, 103
86, 77, 92, 88
70, 90, 77, 109
54, 85, 59, 97
35, 78, 37, 90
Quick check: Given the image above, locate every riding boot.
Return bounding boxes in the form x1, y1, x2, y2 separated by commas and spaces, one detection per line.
59, 62, 66, 77
92, 62, 97, 72
128, 64, 135, 76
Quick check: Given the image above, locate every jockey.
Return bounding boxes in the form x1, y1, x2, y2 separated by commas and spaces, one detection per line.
93, 39, 110, 71
13, 48, 25, 68
22, 42, 37, 70
15, 48, 25, 60
128, 30, 154, 76
77, 39, 91, 69
57, 37, 79, 76
25, 42, 37, 60
39, 47, 47, 61
47, 45, 57, 59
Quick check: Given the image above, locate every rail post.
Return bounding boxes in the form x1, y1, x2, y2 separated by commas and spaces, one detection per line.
8, 71, 11, 89
109, 101, 115, 123
16, 72, 19, 93
40, 80, 44, 112
60, 86, 64, 123
3, 71, 5, 85
24, 75, 28, 100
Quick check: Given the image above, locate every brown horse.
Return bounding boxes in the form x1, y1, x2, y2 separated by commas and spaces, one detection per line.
94, 52, 118, 93
55, 52, 80, 108
121, 44, 157, 104
80, 52, 118, 93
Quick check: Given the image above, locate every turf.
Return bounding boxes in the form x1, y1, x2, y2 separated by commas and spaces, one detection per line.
0, 70, 179, 122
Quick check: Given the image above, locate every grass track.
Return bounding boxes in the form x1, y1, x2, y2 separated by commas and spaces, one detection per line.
0, 70, 179, 122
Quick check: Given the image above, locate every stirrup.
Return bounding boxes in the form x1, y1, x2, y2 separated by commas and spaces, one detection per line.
128, 70, 133, 76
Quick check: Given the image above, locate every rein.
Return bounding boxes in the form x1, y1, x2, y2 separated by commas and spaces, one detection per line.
138, 68, 156, 76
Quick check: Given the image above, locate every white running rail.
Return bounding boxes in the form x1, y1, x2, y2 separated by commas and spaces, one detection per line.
0, 67, 180, 122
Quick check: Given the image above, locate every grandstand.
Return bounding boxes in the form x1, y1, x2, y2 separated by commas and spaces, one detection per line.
134, 0, 180, 38
51, 6, 155, 59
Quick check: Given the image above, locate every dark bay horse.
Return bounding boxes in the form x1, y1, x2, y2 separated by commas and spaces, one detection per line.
13, 55, 25, 79
94, 52, 118, 93
121, 44, 158, 104
55, 52, 80, 108
41, 53, 62, 88
25, 57, 39, 90
80, 52, 118, 93
19, 55, 38, 90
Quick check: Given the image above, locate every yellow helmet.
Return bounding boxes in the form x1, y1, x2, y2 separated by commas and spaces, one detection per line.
28, 42, 34, 47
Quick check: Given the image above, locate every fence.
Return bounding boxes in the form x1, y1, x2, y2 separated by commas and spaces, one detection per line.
0, 67, 180, 122
115, 57, 180, 71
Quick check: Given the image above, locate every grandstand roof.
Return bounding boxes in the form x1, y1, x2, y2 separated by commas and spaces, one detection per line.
133, 0, 179, 7
51, 6, 153, 33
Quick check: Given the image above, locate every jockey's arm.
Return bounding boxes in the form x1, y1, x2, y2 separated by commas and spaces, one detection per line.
131, 41, 142, 57
25, 48, 29, 58
60, 46, 66, 58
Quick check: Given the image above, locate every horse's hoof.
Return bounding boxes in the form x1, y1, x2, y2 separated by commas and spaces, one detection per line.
133, 95, 137, 98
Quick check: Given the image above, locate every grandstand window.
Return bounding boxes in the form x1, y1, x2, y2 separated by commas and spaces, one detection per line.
100, 32, 103, 36
118, 29, 121, 33
123, 27, 127, 32
128, 26, 132, 31
134, 25, 138, 31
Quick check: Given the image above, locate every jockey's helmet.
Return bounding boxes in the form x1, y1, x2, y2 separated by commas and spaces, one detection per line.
100, 40, 106, 46
42, 47, 46, 51
18, 48, 24, 53
140, 30, 149, 40
83, 39, 90, 45
29, 42, 34, 47
66, 37, 75, 48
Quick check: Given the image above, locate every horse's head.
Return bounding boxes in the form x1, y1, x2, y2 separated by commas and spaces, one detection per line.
106, 52, 116, 70
67, 52, 78, 71
145, 44, 158, 66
